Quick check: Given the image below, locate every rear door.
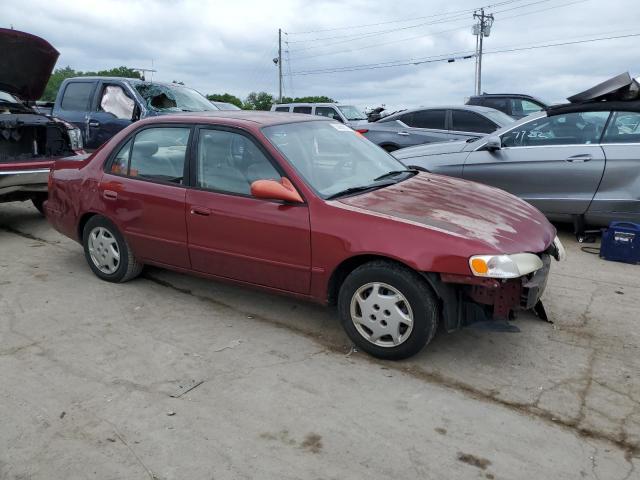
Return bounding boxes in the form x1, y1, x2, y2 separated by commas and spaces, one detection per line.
100, 125, 192, 268
55, 80, 97, 136
463, 111, 610, 215
395, 109, 451, 146
185, 126, 311, 294
589, 111, 640, 219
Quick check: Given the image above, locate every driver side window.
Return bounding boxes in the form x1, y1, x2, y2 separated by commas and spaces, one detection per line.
501, 112, 609, 147
196, 129, 280, 196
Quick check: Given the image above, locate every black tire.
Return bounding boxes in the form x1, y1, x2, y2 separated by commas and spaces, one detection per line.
381, 144, 399, 153
31, 196, 46, 215
82, 215, 143, 283
338, 260, 439, 360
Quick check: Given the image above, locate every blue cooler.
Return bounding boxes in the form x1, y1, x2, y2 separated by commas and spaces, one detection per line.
600, 222, 640, 264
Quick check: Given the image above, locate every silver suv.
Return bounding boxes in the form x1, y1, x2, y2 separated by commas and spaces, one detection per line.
270, 103, 368, 128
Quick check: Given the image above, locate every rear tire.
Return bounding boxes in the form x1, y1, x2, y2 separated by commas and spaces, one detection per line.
338, 260, 439, 360
82, 216, 142, 283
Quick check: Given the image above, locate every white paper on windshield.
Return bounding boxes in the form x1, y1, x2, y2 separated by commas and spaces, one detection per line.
330, 123, 353, 132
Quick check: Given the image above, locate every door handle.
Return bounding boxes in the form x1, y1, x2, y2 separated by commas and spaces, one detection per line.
565, 154, 592, 162
103, 190, 118, 200
88, 121, 100, 128
397, 131, 410, 136
190, 206, 211, 216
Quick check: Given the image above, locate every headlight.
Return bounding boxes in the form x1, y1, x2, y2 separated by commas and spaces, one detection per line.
469, 253, 543, 279
67, 127, 84, 151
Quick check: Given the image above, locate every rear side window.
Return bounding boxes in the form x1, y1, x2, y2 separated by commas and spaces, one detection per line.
401, 110, 446, 129
275, 107, 289, 112
603, 112, 640, 143
60, 82, 95, 111
511, 99, 543, 117
481, 97, 509, 114
293, 106, 312, 114
451, 110, 497, 133
110, 127, 190, 184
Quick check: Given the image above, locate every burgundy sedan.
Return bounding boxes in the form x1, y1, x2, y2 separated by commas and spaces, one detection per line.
45, 111, 565, 359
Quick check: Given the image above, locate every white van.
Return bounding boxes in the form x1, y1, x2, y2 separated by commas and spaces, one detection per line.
270, 102, 368, 128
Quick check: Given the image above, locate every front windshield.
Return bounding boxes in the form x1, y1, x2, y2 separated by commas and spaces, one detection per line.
0, 91, 19, 103
262, 121, 411, 198
337, 105, 366, 121
484, 109, 516, 127
134, 83, 217, 112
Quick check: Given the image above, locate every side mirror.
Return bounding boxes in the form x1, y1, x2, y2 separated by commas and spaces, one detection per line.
250, 177, 304, 203
486, 135, 502, 151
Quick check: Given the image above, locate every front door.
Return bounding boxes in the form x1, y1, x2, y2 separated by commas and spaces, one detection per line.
186, 127, 311, 294
99, 125, 192, 268
86, 83, 136, 149
463, 111, 610, 215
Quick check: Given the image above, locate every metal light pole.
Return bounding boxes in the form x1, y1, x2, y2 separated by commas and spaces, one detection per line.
278, 28, 283, 103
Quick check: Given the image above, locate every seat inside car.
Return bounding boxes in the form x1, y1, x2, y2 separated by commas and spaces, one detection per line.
199, 132, 251, 194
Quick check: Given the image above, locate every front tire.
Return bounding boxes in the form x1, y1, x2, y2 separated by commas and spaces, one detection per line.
338, 260, 439, 360
82, 216, 142, 283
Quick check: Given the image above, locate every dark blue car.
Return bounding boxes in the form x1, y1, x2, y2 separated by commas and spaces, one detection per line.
52, 77, 219, 149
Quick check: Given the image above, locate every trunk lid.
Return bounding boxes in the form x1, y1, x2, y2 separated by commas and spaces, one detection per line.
338, 173, 555, 254
0, 28, 59, 101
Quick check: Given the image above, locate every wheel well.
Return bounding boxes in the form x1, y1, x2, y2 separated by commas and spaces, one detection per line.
380, 143, 399, 153
327, 255, 411, 305
77, 212, 98, 241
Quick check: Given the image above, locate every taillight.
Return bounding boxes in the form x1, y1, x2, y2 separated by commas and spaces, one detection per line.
355, 129, 369, 134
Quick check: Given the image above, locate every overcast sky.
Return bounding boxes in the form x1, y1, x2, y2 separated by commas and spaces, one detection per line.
4, 0, 639, 110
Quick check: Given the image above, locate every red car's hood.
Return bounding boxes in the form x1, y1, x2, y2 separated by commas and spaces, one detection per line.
338, 173, 556, 254
0, 28, 59, 101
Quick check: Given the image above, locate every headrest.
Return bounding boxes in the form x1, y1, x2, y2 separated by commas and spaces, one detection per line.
133, 141, 158, 157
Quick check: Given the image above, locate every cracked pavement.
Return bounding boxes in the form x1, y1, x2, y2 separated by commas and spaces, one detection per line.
0, 202, 638, 479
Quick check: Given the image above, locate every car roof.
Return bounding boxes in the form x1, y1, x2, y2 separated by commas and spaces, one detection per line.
138, 110, 333, 127
384, 104, 499, 119
273, 103, 349, 107
64, 77, 192, 88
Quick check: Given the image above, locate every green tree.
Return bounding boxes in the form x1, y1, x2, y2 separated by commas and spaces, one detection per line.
41, 66, 142, 102
243, 91, 274, 111
206, 93, 243, 109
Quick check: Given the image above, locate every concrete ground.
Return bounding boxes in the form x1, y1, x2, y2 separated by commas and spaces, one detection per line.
0, 201, 638, 480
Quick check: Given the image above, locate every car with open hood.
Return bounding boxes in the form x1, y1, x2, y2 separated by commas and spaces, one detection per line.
45, 111, 564, 359
394, 73, 640, 236
0, 28, 84, 212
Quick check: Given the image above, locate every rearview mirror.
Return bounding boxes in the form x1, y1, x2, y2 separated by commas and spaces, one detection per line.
251, 177, 304, 203
486, 135, 502, 151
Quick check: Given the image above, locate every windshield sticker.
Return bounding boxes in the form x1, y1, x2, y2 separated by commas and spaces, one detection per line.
330, 123, 353, 132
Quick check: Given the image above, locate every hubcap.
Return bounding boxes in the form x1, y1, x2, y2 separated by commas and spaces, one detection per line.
87, 226, 120, 274
349, 282, 414, 348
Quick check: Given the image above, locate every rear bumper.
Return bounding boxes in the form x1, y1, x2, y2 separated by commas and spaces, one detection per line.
0, 168, 50, 197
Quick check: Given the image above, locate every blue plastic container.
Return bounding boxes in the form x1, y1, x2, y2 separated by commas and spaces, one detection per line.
600, 222, 640, 264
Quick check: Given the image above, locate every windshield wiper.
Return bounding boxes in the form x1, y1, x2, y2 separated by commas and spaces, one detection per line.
326, 181, 396, 200
373, 169, 417, 181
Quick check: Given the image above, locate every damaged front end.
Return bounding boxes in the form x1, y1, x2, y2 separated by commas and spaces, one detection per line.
428, 237, 565, 332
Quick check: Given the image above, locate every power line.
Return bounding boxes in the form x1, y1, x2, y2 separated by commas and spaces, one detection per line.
285, 32, 640, 76
285, 0, 529, 35
288, 0, 586, 63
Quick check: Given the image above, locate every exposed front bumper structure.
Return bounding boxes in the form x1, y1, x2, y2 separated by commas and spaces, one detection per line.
435, 254, 552, 329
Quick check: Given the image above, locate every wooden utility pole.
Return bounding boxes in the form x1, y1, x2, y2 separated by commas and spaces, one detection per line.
278, 28, 283, 103
473, 9, 494, 95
